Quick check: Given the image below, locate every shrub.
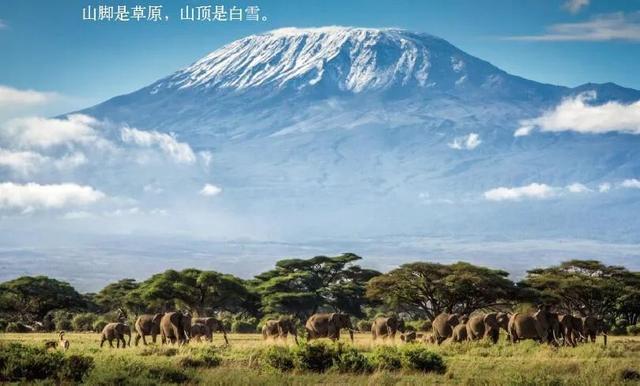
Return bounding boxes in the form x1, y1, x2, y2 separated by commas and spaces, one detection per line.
5, 322, 31, 333
146, 366, 190, 383
406, 319, 432, 332
139, 346, 179, 357
72, 313, 99, 332
610, 325, 628, 336
371, 346, 402, 371
263, 346, 295, 372
627, 324, 640, 336
357, 320, 372, 332
294, 342, 336, 373
400, 346, 446, 373
50, 310, 73, 331
335, 346, 372, 373
59, 354, 95, 382
621, 369, 640, 381
0, 342, 93, 382
231, 319, 258, 333
0, 320, 7, 331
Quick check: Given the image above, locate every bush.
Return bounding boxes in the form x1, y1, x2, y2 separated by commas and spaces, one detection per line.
400, 346, 446, 373
5, 322, 31, 333
621, 369, 640, 381
72, 313, 99, 332
263, 346, 295, 372
231, 319, 258, 333
50, 310, 73, 331
610, 325, 628, 336
371, 346, 402, 371
0, 342, 93, 382
357, 320, 372, 332
406, 319, 432, 332
294, 342, 336, 373
59, 354, 95, 382
335, 346, 372, 373
627, 324, 640, 336
146, 366, 190, 383
0, 320, 7, 331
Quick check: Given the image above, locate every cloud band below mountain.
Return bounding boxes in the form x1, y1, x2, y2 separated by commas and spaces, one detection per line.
515, 91, 640, 137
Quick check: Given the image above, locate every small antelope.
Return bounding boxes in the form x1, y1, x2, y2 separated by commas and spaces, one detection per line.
59, 331, 70, 351
44, 340, 57, 349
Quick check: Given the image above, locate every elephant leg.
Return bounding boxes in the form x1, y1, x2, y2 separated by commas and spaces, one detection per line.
135, 334, 141, 346
100, 335, 106, 348
151, 333, 157, 344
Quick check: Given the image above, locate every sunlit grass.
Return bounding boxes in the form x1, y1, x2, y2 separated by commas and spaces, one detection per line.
2, 332, 639, 385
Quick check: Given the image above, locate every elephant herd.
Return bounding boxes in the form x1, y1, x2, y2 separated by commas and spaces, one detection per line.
98, 307, 606, 348
427, 306, 607, 346
100, 311, 229, 348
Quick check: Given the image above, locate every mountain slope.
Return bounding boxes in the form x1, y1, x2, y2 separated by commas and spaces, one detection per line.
75, 26, 640, 243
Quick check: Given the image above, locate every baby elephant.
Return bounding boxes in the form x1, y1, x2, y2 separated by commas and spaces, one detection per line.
190, 323, 212, 342
100, 322, 131, 348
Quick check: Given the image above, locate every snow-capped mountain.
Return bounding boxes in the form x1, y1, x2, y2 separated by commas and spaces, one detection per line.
76, 26, 640, 243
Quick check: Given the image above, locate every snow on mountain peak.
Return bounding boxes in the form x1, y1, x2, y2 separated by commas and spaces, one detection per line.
152, 26, 491, 94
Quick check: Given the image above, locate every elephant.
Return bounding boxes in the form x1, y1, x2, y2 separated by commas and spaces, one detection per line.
451, 323, 468, 342
262, 318, 299, 344
100, 322, 131, 348
371, 316, 405, 341
582, 316, 608, 346
466, 312, 510, 343
400, 330, 417, 343
431, 313, 462, 345
134, 313, 164, 346
557, 314, 584, 347
190, 323, 212, 342
508, 307, 560, 345
192, 317, 229, 345
305, 313, 354, 342
160, 312, 192, 345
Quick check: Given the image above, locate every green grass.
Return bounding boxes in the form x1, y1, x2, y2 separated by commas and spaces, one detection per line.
1, 332, 639, 385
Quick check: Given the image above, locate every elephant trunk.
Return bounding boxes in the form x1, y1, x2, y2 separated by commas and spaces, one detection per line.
348, 328, 354, 343
221, 326, 229, 345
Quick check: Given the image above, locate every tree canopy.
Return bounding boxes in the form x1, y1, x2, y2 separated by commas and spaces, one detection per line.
0, 276, 85, 321
253, 253, 380, 319
366, 261, 518, 319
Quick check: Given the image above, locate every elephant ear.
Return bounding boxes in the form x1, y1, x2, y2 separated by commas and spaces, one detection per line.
152, 314, 163, 323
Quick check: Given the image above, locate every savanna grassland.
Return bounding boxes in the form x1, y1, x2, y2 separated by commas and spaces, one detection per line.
2, 332, 640, 385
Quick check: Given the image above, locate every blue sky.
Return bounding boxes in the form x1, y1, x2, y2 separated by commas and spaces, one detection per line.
1, 0, 639, 114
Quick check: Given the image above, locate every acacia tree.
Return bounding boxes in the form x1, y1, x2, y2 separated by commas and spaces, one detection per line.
521, 260, 640, 322
366, 261, 518, 320
131, 269, 258, 316
0, 276, 85, 321
254, 253, 380, 320
94, 278, 144, 314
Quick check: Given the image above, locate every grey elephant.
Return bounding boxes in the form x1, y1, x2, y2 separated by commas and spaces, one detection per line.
466, 312, 510, 343
160, 312, 192, 345
305, 313, 354, 342
431, 313, 462, 345
582, 316, 608, 346
557, 314, 584, 347
262, 318, 299, 344
100, 322, 131, 348
190, 323, 212, 342
134, 313, 164, 346
371, 316, 405, 341
451, 322, 469, 342
192, 317, 229, 345
508, 307, 560, 345
400, 330, 417, 343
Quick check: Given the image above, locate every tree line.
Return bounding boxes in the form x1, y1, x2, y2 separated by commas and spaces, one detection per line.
1, 254, 639, 335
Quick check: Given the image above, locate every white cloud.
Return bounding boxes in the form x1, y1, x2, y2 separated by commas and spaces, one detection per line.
598, 182, 611, 193
566, 182, 590, 193
199, 183, 222, 197
484, 183, 556, 201
0, 20, 7, 29
0, 182, 104, 211
0, 85, 57, 107
121, 127, 196, 164
564, 0, 589, 14
515, 92, 640, 137
448, 133, 482, 150
621, 178, 640, 189
0, 149, 86, 176
1, 114, 99, 148
506, 12, 640, 42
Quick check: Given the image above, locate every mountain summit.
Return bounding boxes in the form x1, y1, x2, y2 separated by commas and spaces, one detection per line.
76, 27, 640, 243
